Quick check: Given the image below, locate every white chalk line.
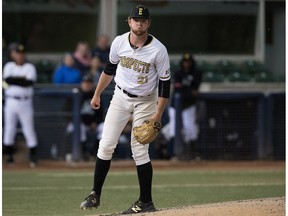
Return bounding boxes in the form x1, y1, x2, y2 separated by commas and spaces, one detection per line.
3, 182, 284, 191
36, 169, 284, 178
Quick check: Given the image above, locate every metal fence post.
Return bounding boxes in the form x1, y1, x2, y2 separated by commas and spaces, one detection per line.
257, 94, 266, 159
174, 92, 183, 158
72, 88, 81, 161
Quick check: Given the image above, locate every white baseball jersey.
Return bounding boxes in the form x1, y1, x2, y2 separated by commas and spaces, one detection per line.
110, 32, 171, 96
3, 62, 37, 97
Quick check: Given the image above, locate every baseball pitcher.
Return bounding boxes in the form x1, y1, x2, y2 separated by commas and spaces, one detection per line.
80, 5, 171, 214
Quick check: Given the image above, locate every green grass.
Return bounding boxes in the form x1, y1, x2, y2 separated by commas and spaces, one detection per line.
2, 167, 285, 216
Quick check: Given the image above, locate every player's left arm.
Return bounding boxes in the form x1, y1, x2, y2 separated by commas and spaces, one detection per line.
151, 46, 171, 122
151, 79, 170, 122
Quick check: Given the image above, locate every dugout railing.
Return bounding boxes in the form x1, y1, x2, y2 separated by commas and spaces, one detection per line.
31, 87, 284, 161
266, 92, 285, 160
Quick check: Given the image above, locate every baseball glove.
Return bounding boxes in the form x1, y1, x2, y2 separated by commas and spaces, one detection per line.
133, 119, 162, 144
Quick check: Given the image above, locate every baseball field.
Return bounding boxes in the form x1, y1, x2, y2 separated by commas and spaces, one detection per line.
2, 160, 285, 216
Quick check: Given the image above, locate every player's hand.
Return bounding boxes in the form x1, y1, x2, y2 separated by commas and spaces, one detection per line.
90, 95, 101, 109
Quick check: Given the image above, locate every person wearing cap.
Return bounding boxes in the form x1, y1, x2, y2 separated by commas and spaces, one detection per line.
64, 74, 104, 161
78, 74, 104, 158
2, 43, 38, 167
80, 4, 171, 214
169, 53, 202, 160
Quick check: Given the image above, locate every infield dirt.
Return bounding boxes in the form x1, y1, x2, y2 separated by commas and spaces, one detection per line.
133, 197, 285, 216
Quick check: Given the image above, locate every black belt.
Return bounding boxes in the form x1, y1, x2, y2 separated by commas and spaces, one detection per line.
7, 96, 31, 100
117, 85, 138, 98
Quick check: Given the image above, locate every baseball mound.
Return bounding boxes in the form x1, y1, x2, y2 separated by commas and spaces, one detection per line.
115, 197, 285, 216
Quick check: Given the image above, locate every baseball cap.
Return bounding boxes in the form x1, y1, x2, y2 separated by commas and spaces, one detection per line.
130, 5, 150, 20
9, 43, 25, 53
182, 53, 193, 61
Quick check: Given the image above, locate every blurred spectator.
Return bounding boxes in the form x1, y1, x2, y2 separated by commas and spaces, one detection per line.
65, 74, 104, 161
91, 34, 110, 68
2, 43, 38, 167
85, 56, 103, 84
52, 53, 82, 84
169, 53, 202, 160
73, 41, 92, 75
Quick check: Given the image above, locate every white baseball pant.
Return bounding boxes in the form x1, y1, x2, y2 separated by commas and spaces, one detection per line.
3, 97, 37, 148
97, 86, 157, 165
169, 105, 198, 143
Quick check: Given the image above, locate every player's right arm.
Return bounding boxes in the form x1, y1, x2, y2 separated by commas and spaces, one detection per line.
91, 61, 117, 109
91, 72, 113, 109
91, 36, 119, 109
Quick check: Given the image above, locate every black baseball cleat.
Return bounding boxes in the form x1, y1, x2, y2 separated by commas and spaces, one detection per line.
121, 200, 156, 214
80, 191, 100, 210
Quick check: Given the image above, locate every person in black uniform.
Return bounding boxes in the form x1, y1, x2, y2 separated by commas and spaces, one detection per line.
65, 74, 104, 160
169, 52, 202, 160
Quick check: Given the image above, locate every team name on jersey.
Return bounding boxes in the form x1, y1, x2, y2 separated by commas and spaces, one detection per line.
119, 56, 151, 74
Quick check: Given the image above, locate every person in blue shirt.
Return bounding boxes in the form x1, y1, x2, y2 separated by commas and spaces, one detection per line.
52, 53, 82, 84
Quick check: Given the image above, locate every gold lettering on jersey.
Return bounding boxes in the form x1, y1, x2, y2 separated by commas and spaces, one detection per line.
137, 75, 148, 84
119, 56, 150, 74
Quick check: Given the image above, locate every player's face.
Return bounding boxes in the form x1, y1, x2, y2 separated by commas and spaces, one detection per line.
183, 60, 192, 70
14, 52, 25, 65
129, 18, 150, 36
63, 54, 74, 67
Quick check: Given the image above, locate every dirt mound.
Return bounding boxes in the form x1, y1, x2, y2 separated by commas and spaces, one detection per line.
125, 197, 285, 216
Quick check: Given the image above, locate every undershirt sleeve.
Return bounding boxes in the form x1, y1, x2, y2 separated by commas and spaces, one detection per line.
5, 77, 34, 87
103, 61, 117, 76
158, 79, 170, 98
